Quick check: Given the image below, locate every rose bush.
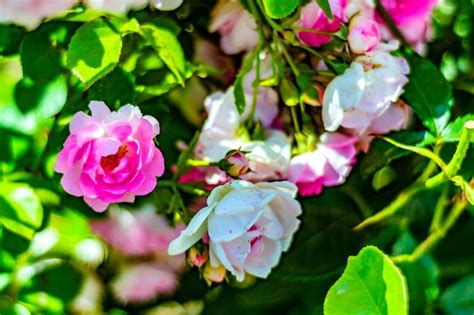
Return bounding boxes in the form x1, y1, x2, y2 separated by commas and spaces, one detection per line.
1, 0, 473, 314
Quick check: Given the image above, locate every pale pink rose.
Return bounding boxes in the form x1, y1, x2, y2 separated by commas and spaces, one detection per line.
322, 51, 410, 133
194, 88, 289, 183
90, 206, 184, 257
168, 180, 302, 281
209, 0, 259, 55
54, 101, 165, 212
348, 15, 381, 54
288, 133, 358, 196
111, 263, 180, 303
358, 101, 412, 152
297, 0, 347, 47
0, 0, 78, 29
376, 0, 438, 48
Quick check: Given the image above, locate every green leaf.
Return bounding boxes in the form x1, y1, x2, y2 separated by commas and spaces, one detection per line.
14, 76, 68, 116
392, 230, 440, 314
140, 24, 186, 85
233, 51, 257, 115
0, 182, 43, 239
442, 114, 474, 143
88, 67, 135, 107
20, 32, 62, 83
440, 274, 474, 315
67, 19, 123, 87
262, 0, 300, 19
360, 131, 436, 178
0, 25, 27, 55
324, 246, 408, 315
403, 54, 453, 135
316, 0, 333, 19
19, 262, 82, 314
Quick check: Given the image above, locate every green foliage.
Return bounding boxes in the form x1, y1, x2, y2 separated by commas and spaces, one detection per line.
67, 19, 123, 87
0, 182, 43, 239
316, 0, 333, 19
403, 53, 453, 136
20, 31, 62, 83
140, 24, 186, 85
324, 246, 408, 315
262, 0, 300, 19
440, 274, 474, 315
392, 230, 440, 313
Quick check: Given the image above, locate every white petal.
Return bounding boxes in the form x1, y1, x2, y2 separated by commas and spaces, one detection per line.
244, 238, 281, 279
89, 101, 111, 122
208, 210, 262, 243
167, 206, 213, 255
210, 242, 234, 273
214, 187, 276, 216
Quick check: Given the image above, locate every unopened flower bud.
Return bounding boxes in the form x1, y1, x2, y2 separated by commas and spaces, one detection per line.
348, 15, 381, 54
203, 262, 227, 285
188, 247, 208, 268
219, 150, 250, 178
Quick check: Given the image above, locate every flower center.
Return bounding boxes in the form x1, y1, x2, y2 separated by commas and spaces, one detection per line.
100, 145, 128, 171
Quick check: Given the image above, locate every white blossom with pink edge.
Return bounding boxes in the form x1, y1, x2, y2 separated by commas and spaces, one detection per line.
322, 50, 409, 134
0, 0, 78, 29
288, 132, 358, 196
168, 180, 302, 281
209, 0, 259, 55
194, 88, 290, 182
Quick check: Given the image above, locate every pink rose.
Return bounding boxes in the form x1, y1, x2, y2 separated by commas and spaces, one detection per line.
297, 0, 347, 47
348, 15, 381, 54
358, 101, 412, 152
376, 0, 438, 48
0, 0, 78, 29
209, 0, 259, 55
288, 133, 358, 196
111, 263, 180, 303
90, 206, 184, 257
55, 101, 165, 212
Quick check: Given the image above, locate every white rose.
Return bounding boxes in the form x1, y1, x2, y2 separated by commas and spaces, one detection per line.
322, 51, 409, 133
168, 180, 302, 281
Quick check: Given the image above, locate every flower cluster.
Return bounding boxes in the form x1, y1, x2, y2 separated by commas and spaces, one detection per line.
90, 205, 185, 304
48, 0, 438, 287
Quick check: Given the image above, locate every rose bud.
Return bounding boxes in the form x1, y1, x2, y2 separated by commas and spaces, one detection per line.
188, 246, 209, 268
219, 150, 250, 178
203, 262, 227, 285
